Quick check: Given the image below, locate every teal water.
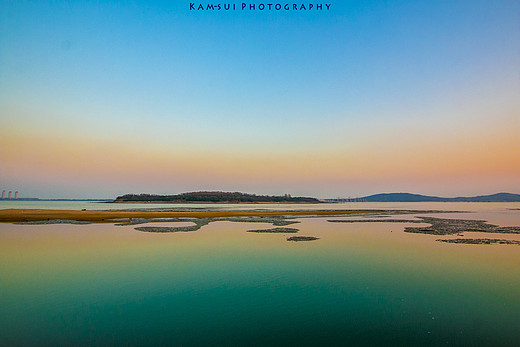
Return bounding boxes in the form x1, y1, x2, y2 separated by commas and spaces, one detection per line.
1, 209, 520, 346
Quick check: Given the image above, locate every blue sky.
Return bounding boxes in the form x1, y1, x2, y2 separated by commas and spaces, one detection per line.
1, 1, 519, 198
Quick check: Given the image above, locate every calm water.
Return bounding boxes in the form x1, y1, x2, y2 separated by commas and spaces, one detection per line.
1, 204, 519, 346
1, 199, 519, 212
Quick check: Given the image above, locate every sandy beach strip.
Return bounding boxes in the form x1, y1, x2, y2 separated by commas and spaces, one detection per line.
0, 209, 383, 223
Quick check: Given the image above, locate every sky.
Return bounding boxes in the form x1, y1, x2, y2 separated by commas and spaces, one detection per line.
1, 0, 519, 199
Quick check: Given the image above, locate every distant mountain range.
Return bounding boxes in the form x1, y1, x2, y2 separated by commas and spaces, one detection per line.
358, 192, 520, 202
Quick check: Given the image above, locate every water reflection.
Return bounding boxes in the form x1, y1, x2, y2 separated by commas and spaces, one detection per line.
1, 206, 519, 346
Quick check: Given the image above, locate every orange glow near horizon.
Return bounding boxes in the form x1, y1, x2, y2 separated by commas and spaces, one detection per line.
1, 120, 518, 197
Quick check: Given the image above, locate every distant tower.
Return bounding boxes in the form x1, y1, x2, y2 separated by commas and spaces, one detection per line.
1, 190, 5, 199
15, 191, 18, 199
8, 191, 12, 199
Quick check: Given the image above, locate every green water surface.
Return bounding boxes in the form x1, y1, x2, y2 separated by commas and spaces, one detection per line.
1, 218, 519, 346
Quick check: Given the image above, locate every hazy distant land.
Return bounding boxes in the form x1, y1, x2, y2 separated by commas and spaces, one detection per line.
327, 192, 520, 202
2, 192, 519, 203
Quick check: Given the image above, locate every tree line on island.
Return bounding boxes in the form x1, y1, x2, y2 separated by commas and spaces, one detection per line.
114, 191, 321, 203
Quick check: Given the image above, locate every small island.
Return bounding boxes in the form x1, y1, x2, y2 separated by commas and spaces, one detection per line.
113, 191, 321, 204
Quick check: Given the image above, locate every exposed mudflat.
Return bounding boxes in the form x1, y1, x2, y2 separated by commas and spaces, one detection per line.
134, 219, 211, 233
0, 208, 460, 223
287, 236, 319, 242
437, 238, 520, 245
14, 219, 92, 225
329, 216, 520, 236
247, 227, 299, 233
8, 209, 520, 246
134, 226, 197, 233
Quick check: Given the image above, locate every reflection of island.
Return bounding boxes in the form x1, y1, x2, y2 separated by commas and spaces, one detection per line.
113, 191, 321, 204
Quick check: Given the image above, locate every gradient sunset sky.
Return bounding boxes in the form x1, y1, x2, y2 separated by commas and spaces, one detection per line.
1, 1, 519, 198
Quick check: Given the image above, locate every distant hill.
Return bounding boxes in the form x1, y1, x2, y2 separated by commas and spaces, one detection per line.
114, 191, 321, 204
360, 192, 520, 202
359, 193, 443, 202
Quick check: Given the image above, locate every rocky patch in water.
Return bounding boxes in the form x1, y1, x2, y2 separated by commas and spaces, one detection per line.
126, 216, 301, 233
218, 216, 300, 226
287, 236, 319, 242
437, 238, 520, 245
14, 219, 92, 225
134, 226, 194, 233
329, 217, 520, 236
404, 217, 520, 235
247, 227, 299, 233
135, 218, 211, 233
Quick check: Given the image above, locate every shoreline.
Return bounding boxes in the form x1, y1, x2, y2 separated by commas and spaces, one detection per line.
0, 208, 385, 223
107, 201, 325, 204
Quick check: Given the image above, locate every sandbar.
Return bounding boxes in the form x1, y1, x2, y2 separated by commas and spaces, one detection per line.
0, 209, 384, 223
